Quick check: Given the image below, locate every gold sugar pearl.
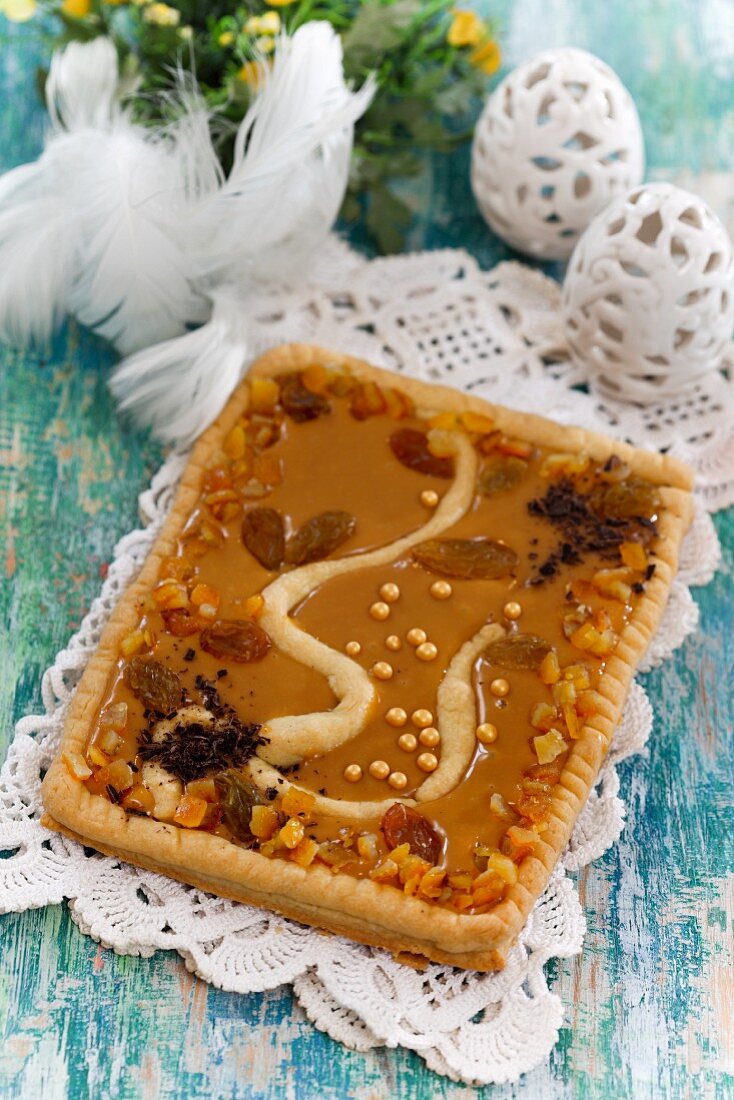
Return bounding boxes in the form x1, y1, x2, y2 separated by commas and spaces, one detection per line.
503, 601, 522, 621
416, 642, 438, 662
398, 733, 418, 752
416, 752, 438, 773
429, 580, 452, 600
370, 601, 391, 621
420, 490, 439, 508
411, 708, 434, 728
406, 628, 427, 647
385, 634, 402, 652
372, 661, 394, 681
379, 582, 401, 603
476, 722, 498, 744
388, 771, 408, 790
369, 759, 390, 780
419, 727, 440, 747
386, 707, 408, 727
345, 640, 361, 657
344, 764, 363, 783
490, 678, 510, 698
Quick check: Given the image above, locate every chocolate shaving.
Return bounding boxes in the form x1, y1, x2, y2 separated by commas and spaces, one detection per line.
528, 479, 659, 583
137, 676, 267, 783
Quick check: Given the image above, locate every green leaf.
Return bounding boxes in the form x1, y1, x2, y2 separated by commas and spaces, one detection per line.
366, 183, 413, 254
343, 0, 422, 67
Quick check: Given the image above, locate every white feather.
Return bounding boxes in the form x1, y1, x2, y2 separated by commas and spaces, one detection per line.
0, 138, 86, 345
67, 124, 209, 355
109, 293, 249, 444
0, 26, 374, 445
111, 23, 374, 440
191, 23, 375, 287
45, 37, 122, 132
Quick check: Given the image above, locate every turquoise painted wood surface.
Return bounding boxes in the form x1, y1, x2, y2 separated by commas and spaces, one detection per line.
1, 4, 733, 1097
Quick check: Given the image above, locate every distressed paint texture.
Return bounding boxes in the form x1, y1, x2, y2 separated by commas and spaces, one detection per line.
1, 3, 733, 1098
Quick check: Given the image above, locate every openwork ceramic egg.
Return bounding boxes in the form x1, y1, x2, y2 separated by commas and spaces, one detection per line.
471, 47, 644, 259
562, 183, 734, 400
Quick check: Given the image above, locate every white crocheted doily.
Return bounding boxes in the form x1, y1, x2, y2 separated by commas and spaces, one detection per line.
0, 241, 725, 1087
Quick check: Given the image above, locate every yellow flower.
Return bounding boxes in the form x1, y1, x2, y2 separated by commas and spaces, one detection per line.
61, 0, 90, 16
237, 61, 266, 89
245, 11, 280, 35
0, 0, 37, 21
266, 0, 297, 6
143, 2, 180, 26
470, 37, 501, 75
448, 9, 484, 48
218, 29, 234, 46
254, 34, 275, 53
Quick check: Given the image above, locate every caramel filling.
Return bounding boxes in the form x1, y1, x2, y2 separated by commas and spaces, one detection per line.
76, 365, 660, 913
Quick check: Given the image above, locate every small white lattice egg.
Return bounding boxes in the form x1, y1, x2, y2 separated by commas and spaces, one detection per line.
471, 48, 644, 259
562, 182, 734, 400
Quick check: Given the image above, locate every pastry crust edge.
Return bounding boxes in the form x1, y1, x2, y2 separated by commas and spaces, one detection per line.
41, 342, 695, 972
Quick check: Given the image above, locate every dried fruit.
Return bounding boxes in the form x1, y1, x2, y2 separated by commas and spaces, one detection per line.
215, 770, 268, 844
482, 634, 552, 670
200, 620, 271, 663
174, 794, 208, 828
349, 381, 386, 420
286, 511, 357, 565
278, 817, 306, 849
599, 478, 661, 520
124, 657, 183, 714
478, 456, 527, 496
411, 538, 518, 580
161, 608, 207, 637
242, 507, 286, 570
281, 787, 316, 817
620, 540, 648, 570
533, 727, 567, 765
290, 837, 320, 866
250, 804, 281, 840
63, 751, 92, 781
381, 803, 443, 865
249, 377, 280, 414
121, 784, 155, 815
389, 429, 454, 479
280, 373, 331, 422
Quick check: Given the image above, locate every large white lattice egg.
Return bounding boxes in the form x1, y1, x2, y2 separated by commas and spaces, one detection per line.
562, 183, 734, 400
471, 47, 644, 259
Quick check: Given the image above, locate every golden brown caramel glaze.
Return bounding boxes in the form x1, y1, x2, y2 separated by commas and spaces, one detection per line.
291, 463, 632, 869
83, 366, 659, 912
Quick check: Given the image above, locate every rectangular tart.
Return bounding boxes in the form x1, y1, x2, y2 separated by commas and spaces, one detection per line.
41, 343, 694, 971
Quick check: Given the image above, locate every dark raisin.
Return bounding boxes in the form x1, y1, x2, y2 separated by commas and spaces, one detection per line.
286, 510, 357, 565
242, 507, 285, 570
124, 657, 183, 714
381, 803, 443, 864
280, 373, 331, 422
161, 608, 206, 637
482, 634, 553, 670
389, 429, 454, 478
200, 620, 272, 663
411, 538, 518, 579
478, 456, 527, 495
